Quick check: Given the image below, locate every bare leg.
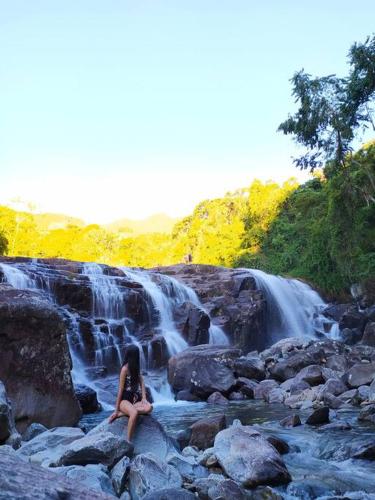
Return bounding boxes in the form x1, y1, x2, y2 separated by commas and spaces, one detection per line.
133, 401, 153, 414
119, 400, 138, 442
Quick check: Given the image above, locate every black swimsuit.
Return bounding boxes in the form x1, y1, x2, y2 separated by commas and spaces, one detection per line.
122, 373, 142, 404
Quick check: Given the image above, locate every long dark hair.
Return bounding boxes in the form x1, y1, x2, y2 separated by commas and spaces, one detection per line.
123, 344, 140, 391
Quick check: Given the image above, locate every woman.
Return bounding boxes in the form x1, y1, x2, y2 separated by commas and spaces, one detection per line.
109, 344, 153, 442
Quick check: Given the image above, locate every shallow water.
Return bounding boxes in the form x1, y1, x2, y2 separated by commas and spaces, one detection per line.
81, 400, 375, 498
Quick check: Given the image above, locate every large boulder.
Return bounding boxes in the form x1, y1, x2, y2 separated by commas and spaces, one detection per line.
177, 302, 211, 345
128, 452, 182, 500
75, 384, 101, 414
344, 362, 375, 388
213, 421, 291, 487
294, 365, 325, 386
17, 426, 85, 466
268, 347, 325, 382
168, 345, 240, 398
231, 356, 266, 381
0, 446, 113, 499
0, 381, 18, 445
362, 322, 375, 346
52, 464, 115, 496
110, 455, 131, 496
88, 415, 177, 461
0, 286, 81, 430
166, 453, 208, 482
22, 423, 48, 442
189, 415, 226, 450
55, 431, 133, 467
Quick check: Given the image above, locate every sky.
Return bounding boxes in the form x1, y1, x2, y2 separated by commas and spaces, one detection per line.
1, 1, 374, 223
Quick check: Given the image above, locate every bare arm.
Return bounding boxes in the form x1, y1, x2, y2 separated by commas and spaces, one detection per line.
115, 366, 127, 411
140, 375, 147, 402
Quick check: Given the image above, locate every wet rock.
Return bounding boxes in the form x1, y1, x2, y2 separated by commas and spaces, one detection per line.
342, 327, 363, 345
279, 414, 301, 427
213, 421, 291, 487
128, 452, 182, 500
286, 479, 331, 499
142, 489, 196, 500
168, 345, 240, 397
189, 415, 226, 450
149, 336, 169, 369
229, 391, 245, 400
323, 303, 352, 322
281, 377, 310, 394
344, 362, 375, 388
358, 404, 375, 424
268, 348, 325, 382
320, 420, 352, 430
351, 440, 375, 460
22, 423, 48, 442
110, 455, 131, 496
56, 431, 133, 467
317, 378, 348, 398
0, 381, 18, 445
305, 406, 330, 425
207, 391, 229, 404
0, 446, 114, 499
321, 392, 343, 409
232, 356, 266, 381
352, 385, 371, 405
88, 415, 178, 461
75, 384, 101, 414
176, 390, 201, 402
179, 302, 210, 345
267, 436, 290, 454
362, 322, 375, 346
52, 464, 115, 496
176, 429, 192, 450
248, 485, 284, 499
339, 388, 358, 402
369, 379, 375, 402
191, 474, 226, 498
0, 287, 81, 430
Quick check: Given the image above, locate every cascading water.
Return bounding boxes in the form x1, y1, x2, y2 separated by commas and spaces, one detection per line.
247, 268, 336, 343
0, 262, 35, 289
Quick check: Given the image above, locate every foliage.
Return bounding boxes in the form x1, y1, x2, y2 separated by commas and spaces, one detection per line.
278, 35, 375, 171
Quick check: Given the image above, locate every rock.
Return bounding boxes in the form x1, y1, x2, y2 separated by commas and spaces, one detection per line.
88, 415, 177, 461
213, 422, 291, 487
189, 415, 226, 450
52, 464, 115, 496
231, 356, 266, 381
351, 440, 375, 460
352, 385, 371, 405
179, 302, 211, 345
176, 429, 192, 450
286, 479, 331, 500
267, 436, 290, 454
181, 446, 200, 459
369, 379, 375, 402
317, 378, 348, 398
17, 426, 85, 465
207, 391, 229, 404
128, 452, 182, 500
142, 489, 196, 500
229, 391, 245, 400
254, 379, 279, 400
0, 446, 113, 499
0, 381, 17, 445
167, 452, 208, 481
295, 364, 325, 385
149, 335, 169, 369
207, 479, 247, 500
168, 345, 240, 397
268, 348, 325, 382
0, 287, 81, 430
22, 423, 48, 442
56, 431, 133, 467
280, 377, 310, 394
75, 384, 101, 414
325, 354, 350, 372
266, 388, 285, 403
305, 406, 330, 425
249, 485, 284, 499
358, 404, 375, 424
176, 390, 201, 402
342, 327, 363, 345
339, 309, 367, 331
339, 388, 358, 402
362, 322, 375, 346
110, 455, 131, 496
192, 474, 226, 498
320, 420, 352, 430
323, 303, 352, 322
344, 362, 375, 388
279, 414, 301, 427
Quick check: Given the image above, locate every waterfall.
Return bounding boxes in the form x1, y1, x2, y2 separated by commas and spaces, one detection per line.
0, 262, 35, 289
247, 268, 335, 342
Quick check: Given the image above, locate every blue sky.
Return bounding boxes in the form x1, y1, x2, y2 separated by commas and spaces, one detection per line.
1, 1, 374, 222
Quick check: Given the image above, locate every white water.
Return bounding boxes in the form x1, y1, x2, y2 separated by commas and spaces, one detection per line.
248, 268, 334, 342
0, 263, 35, 289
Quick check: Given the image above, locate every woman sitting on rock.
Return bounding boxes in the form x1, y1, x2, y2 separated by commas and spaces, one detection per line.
109, 344, 153, 441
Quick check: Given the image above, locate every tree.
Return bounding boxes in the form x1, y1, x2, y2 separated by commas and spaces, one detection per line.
0, 231, 7, 255
279, 35, 375, 171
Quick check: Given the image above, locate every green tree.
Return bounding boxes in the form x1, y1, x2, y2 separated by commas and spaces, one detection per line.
278, 35, 375, 171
